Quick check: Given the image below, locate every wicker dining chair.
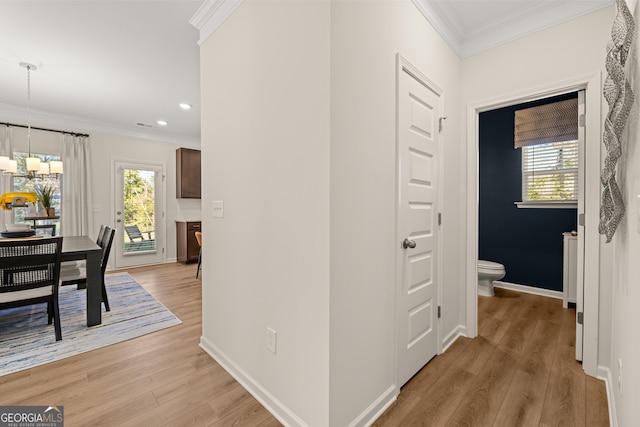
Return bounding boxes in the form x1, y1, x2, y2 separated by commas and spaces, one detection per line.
0, 237, 64, 341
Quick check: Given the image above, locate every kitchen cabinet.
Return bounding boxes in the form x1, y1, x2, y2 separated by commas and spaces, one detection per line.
177, 221, 201, 264
176, 148, 201, 198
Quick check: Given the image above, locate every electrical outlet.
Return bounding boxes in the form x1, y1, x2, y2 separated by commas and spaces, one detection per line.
266, 327, 277, 354
212, 200, 224, 218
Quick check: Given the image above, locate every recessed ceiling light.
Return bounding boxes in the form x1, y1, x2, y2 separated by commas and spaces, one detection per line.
157, 120, 168, 126
179, 103, 192, 110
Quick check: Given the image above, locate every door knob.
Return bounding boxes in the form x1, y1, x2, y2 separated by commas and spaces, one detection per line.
403, 238, 416, 249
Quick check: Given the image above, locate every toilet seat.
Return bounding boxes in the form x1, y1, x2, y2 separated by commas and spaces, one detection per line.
478, 260, 504, 271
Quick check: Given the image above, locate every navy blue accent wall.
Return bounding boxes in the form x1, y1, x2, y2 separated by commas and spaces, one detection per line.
479, 93, 578, 292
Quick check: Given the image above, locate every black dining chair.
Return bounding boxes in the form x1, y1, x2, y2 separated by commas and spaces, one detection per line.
0, 237, 64, 341
61, 224, 106, 273
60, 226, 115, 311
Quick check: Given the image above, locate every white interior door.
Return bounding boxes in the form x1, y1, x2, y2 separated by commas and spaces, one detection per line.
397, 58, 441, 387
113, 160, 165, 268
576, 89, 586, 361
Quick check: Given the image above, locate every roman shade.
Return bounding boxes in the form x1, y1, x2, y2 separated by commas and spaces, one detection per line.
514, 98, 578, 148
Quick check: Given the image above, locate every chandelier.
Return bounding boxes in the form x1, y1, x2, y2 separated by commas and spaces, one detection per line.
0, 62, 63, 179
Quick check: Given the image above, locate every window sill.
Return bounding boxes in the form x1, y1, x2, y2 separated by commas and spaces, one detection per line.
515, 201, 578, 209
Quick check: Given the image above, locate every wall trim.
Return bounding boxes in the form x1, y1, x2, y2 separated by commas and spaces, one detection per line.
442, 325, 465, 352
0, 103, 199, 148
347, 385, 397, 427
199, 336, 308, 427
493, 281, 563, 300
411, 0, 613, 58
189, 0, 244, 45
599, 366, 617, 427
465, 72, 602, 375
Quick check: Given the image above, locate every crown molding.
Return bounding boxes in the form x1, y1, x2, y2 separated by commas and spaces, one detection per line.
411, 0, 463, 55
0, 103, 200, 148
412, 0, 614, 58
189, 0, 244, 45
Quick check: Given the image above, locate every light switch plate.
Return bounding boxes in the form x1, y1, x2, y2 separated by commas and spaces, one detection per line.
212, 200, 224, 218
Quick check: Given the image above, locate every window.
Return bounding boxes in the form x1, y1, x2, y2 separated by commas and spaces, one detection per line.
514, 97, 579, 208
11, 152, 62, 232
521, 139, 578, 202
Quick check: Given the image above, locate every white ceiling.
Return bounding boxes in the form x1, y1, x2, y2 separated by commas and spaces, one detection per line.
0, 1, 203, 146
0, 1, 614, 147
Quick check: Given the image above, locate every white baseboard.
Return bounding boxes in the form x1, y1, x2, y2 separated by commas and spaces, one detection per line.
348, 385, 397, 427
199, 336, 308, 427
493, 281, 563, 300
200, 336, 400, 427
442, 324, 466, 352
598, 365, 617, 427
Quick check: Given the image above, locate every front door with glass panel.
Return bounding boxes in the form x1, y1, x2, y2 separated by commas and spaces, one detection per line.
114, 161, 165, 267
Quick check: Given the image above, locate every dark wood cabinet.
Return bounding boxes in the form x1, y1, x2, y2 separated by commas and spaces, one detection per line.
176, 148, 201, 199
176, 221, 201, 264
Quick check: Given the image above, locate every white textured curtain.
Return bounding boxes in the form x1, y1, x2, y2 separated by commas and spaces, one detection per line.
61, 134, 93, 236
0, 126, 14, 227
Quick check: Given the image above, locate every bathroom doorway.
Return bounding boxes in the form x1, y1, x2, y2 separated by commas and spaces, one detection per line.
465, 73, 602, 376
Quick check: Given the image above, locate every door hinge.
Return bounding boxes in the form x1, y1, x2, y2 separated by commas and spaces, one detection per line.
437, 306, 441, 319
577, 312, 584, 325
578, 213, 585, 226
438, 212, 442, 226
439, 117, 447, 133
579, 114, 585, 127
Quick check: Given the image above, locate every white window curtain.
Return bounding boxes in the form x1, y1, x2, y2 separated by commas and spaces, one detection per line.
61, 134, 93, 237
0, 126, 14, 226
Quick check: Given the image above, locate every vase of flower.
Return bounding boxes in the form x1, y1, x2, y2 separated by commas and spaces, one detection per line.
35, 184, 56, 217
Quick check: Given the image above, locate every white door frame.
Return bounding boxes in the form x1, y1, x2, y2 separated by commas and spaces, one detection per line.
111, 158, 167, 268
465, 72, 602, 376
395, 54, 445, 389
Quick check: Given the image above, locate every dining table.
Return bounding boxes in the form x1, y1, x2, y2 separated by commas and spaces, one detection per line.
61, 236, 103, 326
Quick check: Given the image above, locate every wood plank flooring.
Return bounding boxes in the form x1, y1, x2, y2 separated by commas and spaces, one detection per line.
0, 263, 281, 427
374, 288, 609, 427
0, 265, 609, 426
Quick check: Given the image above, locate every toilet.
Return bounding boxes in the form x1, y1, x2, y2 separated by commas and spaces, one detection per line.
477, 260, 506, 297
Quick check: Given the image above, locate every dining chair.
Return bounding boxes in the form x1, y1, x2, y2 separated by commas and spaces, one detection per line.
60, 226, 115, 311
61, 224, 106, 273
195, 231, 202, 278
0, 237, 64, 341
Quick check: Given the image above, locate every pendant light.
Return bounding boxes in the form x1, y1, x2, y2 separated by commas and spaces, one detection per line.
0, 62, 64, 179
21, 62, 41, 177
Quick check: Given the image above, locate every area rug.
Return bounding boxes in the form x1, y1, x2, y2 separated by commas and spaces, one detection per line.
0, 272, 181, 377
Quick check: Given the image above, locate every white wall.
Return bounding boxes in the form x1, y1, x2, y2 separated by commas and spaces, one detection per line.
610, 1, 640, 424
197, 0, 464, 425
199, 2, 331, 425
329, 1, 462, 425
6, 124, 199, 265
90, 131, 201, 265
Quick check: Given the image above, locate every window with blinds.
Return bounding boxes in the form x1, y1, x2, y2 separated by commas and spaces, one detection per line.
522, 140, 578, 201
515, 97, 579, 205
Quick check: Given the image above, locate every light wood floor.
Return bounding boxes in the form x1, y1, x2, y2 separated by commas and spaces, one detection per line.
0, 265, 609, 426
374, 288, 609, 427
0, 263, 281, 427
